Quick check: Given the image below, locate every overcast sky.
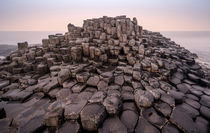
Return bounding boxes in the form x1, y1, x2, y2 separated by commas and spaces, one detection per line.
0, 0, 210, 31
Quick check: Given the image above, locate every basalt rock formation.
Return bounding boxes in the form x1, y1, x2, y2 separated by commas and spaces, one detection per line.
0, 16, 210, 133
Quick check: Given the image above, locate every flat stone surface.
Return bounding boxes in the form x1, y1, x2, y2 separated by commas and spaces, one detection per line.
154, 102, 172, 117
114, 75, 124, 86
48, 88, 60, 98
185, 98, 200, 109
17, 114, 45, 133
97, 80, 108, 91
189, 89, 203, 97
2, 89, 33, 101
134, 89, 154, 108
161, 123, 179, 133
170, 107, 198, 133
44, 106, 63, 127
88, 91, 106, 103
176, 83, 190, 93
87, 75, 100, 86
0, 80, 9, 90
0, 118, 13, 133
169, 76, 181, 85
200, 105, 210, 120
120, 110, 138, 133
121, 91, 134, 101
122, 102, 138, 112
80, 104, 107, 131
103, 95, 122, 115
200, 95, 210, 107
71, 83, 86, 93
56, 88, 71, 101
188, 73, 200, 82
43, 77, 59, 93
142, 107, 167, 128
186, 94, 199, 101
57, 69, 71, 85
57, 121, 80, 133
99, 116, 127, 133
63, 80, 77, 88
65, 100, 87, 120
168, 90, 185, 104
160, 94, 175, 107
178, 103, 199, 119
135, 117, 160, 133
195, 117, 209, 133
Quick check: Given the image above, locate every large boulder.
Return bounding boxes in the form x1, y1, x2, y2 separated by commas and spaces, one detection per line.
134, 89, 154, 108
57, 69, 71, 85
80, 104, 107, 131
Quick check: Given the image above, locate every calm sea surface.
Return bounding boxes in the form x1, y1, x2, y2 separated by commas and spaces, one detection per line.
0, 31, 210, 66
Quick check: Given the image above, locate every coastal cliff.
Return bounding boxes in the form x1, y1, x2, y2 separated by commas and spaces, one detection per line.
0, 16, 210, 133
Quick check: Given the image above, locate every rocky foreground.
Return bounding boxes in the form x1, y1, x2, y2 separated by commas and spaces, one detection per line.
0, 16, 210, 133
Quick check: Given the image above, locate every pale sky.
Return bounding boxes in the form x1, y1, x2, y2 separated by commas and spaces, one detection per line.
0, 0, 210, 31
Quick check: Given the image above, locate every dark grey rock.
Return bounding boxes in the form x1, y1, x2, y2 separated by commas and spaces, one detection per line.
57, 121, 80, 133
0, 108, 6, 119
188, 73, 200, 83
178, 103, 199, 119
43, 77, 59, 93
176, 83, 190, 93
87, 75, 100, 86
103, 95, 122, 115
185, 98, 200, 109
88, 91, 106, 103
200, 106, 210, 120
121, 91, 134, 101
200, 95, 210, 107
0, 80, 9, 90
71, 83, 86, 93
56, 88, 71, 101
170, 107, 198, 133
80, 104, 107, 131
44, 106, 63, 127
18, 115, 45, 133
161, 123, 179, 133
189, 89, 203, 97
135, 117, 160, 133
99, 116, 127, 133
169, 76, 181, 85
168, 90, 185, 104
65, 100, 87, 120
120, 110, 138, 133
114, 75, 124, 86
134, 89, 154, 108
0, 118, 13, 133
122, 102, 138, 112
186, 94, 199, 101
160, 94, 175, 107
142, 107, 167, 128
58, 69, 71, 85
97, 80, 108, 91
2, 89, 33, 101
195, 117, 210, 133
154, 102, 171, 117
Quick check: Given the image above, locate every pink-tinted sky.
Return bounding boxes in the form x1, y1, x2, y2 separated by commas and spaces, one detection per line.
0, 0, 210, 31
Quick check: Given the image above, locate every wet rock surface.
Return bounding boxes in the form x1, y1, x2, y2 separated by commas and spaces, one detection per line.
0, 16, 210, 133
